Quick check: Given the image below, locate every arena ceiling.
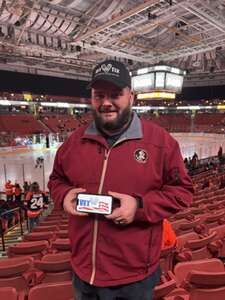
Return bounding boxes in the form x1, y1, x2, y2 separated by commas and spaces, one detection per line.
1, 0, 225, 87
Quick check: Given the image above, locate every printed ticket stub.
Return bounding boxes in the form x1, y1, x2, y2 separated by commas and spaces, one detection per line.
76, 193, 113, 215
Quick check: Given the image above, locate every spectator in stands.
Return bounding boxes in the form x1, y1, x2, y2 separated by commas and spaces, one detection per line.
48, 59, 193, 300
191, 152, 198, 169
4, 180, 14, 202
45, 135, 50, 148
25, 182, 44, 232
14, 183, 22, 202
218, 145, 223, 163
23, 181, 30, 199
219, 176, 225, 189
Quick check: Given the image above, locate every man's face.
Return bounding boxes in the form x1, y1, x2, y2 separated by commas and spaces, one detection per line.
91, 80, 134, 133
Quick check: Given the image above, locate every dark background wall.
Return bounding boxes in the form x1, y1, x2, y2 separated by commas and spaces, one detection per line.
0, 70, 90, 98
1, 70, 225, 101
176, 85, 225, 101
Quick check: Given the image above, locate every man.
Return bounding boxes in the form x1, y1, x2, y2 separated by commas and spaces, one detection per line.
48, 59, 193, 300
5, 180, 14, 202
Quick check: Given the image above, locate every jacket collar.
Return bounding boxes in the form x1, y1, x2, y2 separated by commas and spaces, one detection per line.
82, 112, 143, 142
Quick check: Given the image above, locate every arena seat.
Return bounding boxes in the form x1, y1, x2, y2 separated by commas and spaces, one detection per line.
8, 240, 49, 259
175, 232, 216, 262
153, 274, 176, 299
0, 287, 24, 300
38, 220, 60, 226
34, 252, 72, 283
177, 218, 201, 235
189, 286, 225, 300
208, 224, 225, 256
173, 258, 224, 287
59, 224, 69, 230
23, 231, 55, 244
52, 238, 71, 252
28, 281, 73, 300
56, 230, 69, 239
160, 245, 176, 274
0, 256, 34, 294
32, 225, 59, 232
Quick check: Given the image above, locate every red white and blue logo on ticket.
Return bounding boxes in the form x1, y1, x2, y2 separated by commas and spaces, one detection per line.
77, 193, 113, 215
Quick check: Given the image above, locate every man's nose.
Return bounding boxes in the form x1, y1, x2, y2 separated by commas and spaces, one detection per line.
101, 97, 113, 105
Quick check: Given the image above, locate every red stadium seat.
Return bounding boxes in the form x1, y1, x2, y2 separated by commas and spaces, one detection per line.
34, 252, 72, 283
52, 238, 71, 252
32, 225, 59, 232
28, 281, 73, 300
0, 256, 34, 294
23, 231, 55, 243
0, 287, 24, 300
8, 240, 49, 259
56, 230, 68, 239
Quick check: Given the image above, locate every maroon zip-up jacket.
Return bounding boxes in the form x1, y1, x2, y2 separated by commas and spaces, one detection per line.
48, 113, 193, 287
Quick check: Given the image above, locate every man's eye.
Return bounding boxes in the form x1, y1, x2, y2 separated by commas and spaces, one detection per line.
110, 93, 121, 99
95, 94, 104, 100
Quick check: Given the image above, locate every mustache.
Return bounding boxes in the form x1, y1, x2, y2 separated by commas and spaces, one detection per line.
98, 106, 118, 113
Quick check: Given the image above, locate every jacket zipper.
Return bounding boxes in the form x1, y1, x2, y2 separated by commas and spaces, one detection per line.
90, 148, 110, 284
89, 138, 132, 284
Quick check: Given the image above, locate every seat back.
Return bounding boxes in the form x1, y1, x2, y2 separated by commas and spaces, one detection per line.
8, 241, 48, 257
28, 281, 73, 300
0, 256, 33, 277
32, 225, 59, 232
52, 238, 71, 252
23, 232, 55, 242
190, 286, 225, 300
160, 245, 175, 274
0, 287, 18, 300
176, 232, 199, 250
174, 258, 224, 286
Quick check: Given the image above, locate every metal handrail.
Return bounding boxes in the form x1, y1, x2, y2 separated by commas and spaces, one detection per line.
0, 207, 26, 252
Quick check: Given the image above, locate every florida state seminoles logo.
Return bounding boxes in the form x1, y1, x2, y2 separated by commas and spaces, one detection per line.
134, 149, 148, 163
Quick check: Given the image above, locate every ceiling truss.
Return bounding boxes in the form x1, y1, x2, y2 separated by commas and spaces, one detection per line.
0, 0, 225, 85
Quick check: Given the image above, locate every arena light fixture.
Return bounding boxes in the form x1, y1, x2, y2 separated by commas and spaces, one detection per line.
137, 92, 176, 100
0, 100, 11, 105
132, 65, 186, 100
217, 105, 225, 109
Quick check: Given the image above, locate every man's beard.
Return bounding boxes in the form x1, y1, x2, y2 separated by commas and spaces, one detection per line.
92, 105, 132, 133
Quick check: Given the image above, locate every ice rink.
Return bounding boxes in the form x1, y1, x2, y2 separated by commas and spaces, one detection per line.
0, 132, 225, 192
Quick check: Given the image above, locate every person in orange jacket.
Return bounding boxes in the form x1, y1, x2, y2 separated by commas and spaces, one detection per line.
5, 180, 14, 202
25, 182, 44, 232
162, 219, 177, 249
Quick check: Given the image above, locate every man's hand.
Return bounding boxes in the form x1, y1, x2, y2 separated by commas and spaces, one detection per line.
105, 191, 138, 225
63, 188, 88, 216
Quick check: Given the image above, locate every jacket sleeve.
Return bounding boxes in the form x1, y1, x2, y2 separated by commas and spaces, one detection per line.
48, 146, 75, 208
135, 138, 194, 224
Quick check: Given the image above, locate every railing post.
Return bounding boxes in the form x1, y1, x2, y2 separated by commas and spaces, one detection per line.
19, 208, 23, 236
0, 219, 5, 252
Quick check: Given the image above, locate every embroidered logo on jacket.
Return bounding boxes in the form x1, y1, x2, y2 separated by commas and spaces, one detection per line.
134, 149, 148, 163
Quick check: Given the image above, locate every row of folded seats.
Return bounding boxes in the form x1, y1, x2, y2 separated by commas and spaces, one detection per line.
0, 208, 73, 299
1, 257, 225, 300
1, 193, 225, 299
154, 173, 225, 299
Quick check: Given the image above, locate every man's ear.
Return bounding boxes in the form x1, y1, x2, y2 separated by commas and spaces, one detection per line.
130, 91, 135, 106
